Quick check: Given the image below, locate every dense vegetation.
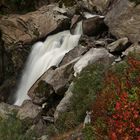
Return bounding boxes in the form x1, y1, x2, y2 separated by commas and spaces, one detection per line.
55, 64, 105, 133
91, 53, 140, 140
0, 114, 35, 140
53, 53, 140, 140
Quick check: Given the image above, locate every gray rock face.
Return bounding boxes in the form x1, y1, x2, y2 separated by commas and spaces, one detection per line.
54, 83, 74, 121
107, 37, 129, 53
59, 45, 88, 66
17, 100, 42, 120
0, 5, 69, 50
105, 0, 140, 43
0, 102, 19, 119
28, 58, 79, 104
74, 48, 115, 75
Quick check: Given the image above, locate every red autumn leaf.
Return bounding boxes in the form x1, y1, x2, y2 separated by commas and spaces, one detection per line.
110, 132, 117, 140
115, 102, 121, 110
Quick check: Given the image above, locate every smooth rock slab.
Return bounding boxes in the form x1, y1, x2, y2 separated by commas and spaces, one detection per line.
74, 48, 115, 75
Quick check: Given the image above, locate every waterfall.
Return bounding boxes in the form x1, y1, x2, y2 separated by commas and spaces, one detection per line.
14, 22, 82, 106
74, 21, 83, 35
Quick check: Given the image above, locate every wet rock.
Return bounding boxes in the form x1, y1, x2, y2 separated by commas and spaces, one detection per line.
107, 37, 129, 53
74, 48, 115, 75
0, 102, 19, 119
105, 0, 140, 43
83, 16, 107, 36
17, 100, 42, 120
28, 67, 56, 105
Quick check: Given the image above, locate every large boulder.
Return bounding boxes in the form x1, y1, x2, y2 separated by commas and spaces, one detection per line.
82, 16, 107, 36
28, 58, 79, 104
0, 4, 70, 76
28, 67, 56, 104
74, 48, 115, 75
105, 0, 140, 43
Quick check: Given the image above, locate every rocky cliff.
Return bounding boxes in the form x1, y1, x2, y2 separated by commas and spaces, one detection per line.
0, 0, 140, 140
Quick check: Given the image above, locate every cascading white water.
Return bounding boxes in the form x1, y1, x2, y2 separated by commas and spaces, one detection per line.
14, 22, 82, 106
74, 21, 83, 35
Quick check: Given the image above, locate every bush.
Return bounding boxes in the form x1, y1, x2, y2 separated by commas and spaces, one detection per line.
91, 53, 140, 140
0, 114, 36, 140
56, 64, 105, 132
82, 125, 96, 140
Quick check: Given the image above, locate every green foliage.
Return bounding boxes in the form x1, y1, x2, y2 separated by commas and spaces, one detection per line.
0, 114, 36, 140
82, 125, 96, 140
56, 64, 105, 132
94, 118, 107, 134
46, 124, 58, 137
56, 112, 78, 133
71, 64, 105, 122
91, 53, 140, 139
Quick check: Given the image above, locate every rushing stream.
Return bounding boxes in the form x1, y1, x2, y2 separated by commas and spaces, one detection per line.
14, 22, 83, 106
